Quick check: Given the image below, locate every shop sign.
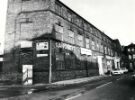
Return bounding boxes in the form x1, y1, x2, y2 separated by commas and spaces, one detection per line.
36, 42, 48, 51
56, 42, 75, 51
37, 54, 48, 57
63, 43, 75, 51
20, 41, 32, 48
0, 58, 3, 61
81, 48, 92, 56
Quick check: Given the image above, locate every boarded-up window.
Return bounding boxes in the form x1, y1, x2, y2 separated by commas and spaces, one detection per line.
56, 54, 65, 70
55, 24, 64, 41
86, 38, 90, 49
78, 34, 83, 47
68, 30, 74, 44
20, 23, 33, 39
55, 2, 62, 15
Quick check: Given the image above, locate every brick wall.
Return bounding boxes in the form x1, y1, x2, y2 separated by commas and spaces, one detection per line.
4, 0, 53, 72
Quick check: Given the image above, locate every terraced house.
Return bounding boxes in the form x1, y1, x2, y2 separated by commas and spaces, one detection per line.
123, 43, 135, 71
4, 0, 122, 85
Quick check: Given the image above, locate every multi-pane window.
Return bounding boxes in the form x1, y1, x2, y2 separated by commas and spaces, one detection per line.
96, 40, 100, 51
78, 34, 83, 47
77, 18, 82, 27
84, 22, 88, 31
132, 48, 134, 52
55, 24, 64, 41
89, 26, 93, 33
133, 54, 135, 59
100, 44, 104, 53
105, 47, 107, 54
55, 2, 62, 15
91, 37, 95, 50
68, 30, 74, 44
111, 50, 113, 56
85, 38, 90, 49
56, 54, 65, 70
79, 19, 83, 27
67, 11, 72, 21
128, 48, 131, 52
128, 55, 132, 59
62, 7, 68, 19
20, 23, 33, 39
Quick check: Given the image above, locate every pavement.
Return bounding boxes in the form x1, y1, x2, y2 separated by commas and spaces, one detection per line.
52, 75, 107, 85
0, 75, 109, 99
0, 75, 108, 88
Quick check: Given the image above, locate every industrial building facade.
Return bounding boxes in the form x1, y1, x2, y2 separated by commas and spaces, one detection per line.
4, 0, 121, 84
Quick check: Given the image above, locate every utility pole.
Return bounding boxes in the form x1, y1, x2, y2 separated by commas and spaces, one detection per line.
49, 39, 52, 83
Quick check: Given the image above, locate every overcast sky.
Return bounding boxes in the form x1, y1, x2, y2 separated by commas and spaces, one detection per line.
0, 0, 135, 51
60, 0, 135, 46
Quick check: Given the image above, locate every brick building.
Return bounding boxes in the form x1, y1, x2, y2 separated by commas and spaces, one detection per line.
4, 0, 122, 84
123, 43, 135, 71
0, 43, 3, 72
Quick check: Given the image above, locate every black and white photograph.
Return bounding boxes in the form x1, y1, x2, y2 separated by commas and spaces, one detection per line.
0, 0, 135, 100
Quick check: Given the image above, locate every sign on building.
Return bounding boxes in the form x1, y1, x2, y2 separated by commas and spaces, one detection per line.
36, 42, 48, 51
37, 54, 48, 57
56, 42, 75, 51
0, 58, 3, 61
81, 48, 92, 56
20, 41, 32, 48
22, 65, 33, 85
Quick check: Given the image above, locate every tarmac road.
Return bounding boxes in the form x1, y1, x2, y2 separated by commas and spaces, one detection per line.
67, 74, 135, 100
0, 74, 133, 100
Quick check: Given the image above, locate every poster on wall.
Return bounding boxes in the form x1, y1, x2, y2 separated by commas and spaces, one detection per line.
36, 42, 49, 51
20, 41, 32, 48
22, 65, 33, 85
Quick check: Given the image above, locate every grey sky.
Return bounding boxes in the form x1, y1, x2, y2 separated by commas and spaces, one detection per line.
60, 0, 135, 45
0, 0, 134, 51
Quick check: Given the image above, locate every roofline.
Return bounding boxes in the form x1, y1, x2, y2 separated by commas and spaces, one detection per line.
57, 0, 113, 41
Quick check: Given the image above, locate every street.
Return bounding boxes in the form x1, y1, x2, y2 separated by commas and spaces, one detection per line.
65, 74, 135, 100
0, 74, 134, 100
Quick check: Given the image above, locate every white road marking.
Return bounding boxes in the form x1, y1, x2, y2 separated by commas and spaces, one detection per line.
117, 78, 121, 81
96, 82, 112, 89
65, 93, 82, 100
27, 89, 36, 94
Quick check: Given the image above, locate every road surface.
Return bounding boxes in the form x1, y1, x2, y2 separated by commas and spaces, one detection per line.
65, 74, 135, 100
0, 74, 134, 100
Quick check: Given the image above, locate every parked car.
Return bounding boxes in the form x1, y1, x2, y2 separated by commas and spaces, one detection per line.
111, 69, 124, 75
120, 68, 128, 73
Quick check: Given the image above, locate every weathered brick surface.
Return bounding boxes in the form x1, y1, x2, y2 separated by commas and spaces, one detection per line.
4, 0, 121, 84
0, 72, 22, 84
52, 70, 86, 82
4, 0, 54, 83
33, 72, 49, 83
4, 5, 53, 72
52, 69, 99, 82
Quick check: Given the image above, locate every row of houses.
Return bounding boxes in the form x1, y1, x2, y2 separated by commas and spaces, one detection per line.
122, 43, 135, 72
2, 0, 132, 85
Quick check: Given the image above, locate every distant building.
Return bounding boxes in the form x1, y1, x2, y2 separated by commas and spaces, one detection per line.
4, 0, 122, 84
0, 43, 3, 72
123, 43, 135, 71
